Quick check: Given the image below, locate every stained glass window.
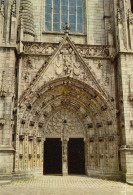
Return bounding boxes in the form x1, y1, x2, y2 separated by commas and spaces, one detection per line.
45, 0, 84, 33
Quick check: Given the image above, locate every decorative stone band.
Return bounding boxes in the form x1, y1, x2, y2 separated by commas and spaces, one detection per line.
22, 41, 111, 59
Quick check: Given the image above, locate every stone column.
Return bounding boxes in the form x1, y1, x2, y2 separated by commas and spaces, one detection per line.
62, 138, 69, 176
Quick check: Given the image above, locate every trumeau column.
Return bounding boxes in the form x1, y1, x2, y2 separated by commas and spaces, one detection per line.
62, 138, 69, 176
61, 121, 68, 176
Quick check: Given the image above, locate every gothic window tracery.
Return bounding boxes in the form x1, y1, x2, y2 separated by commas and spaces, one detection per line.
45, 0, 84, 33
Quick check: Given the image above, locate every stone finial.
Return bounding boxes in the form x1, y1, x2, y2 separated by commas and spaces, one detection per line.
63, 22, 70, 34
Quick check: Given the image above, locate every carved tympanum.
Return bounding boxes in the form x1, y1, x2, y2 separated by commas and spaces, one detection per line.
45, 109, 85, 136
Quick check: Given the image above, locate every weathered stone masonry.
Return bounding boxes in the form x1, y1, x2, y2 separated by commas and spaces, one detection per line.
0, 0, 133, 184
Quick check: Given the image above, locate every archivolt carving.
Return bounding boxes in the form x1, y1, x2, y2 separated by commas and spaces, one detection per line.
16, 78, 119, 172
45, 109, 85, 136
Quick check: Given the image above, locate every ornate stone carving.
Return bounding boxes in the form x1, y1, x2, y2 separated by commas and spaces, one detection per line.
19, 35, 111, 106
23, 42, 110, 59
127, 9, 133, 25
77, 46, 110, 59
45, 109, 85, 136
23, 42, 58, 56
54, 51, 88, 82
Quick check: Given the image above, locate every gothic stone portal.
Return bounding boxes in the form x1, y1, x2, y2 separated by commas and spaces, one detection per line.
43, 109, 86, 175
17, 79, 119, 179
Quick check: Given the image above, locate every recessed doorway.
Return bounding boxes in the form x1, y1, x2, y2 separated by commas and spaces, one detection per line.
68, 138, 85, 175
44, 138, 62, 175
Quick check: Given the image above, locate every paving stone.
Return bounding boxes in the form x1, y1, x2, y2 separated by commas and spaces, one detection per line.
0, 176, 133, 195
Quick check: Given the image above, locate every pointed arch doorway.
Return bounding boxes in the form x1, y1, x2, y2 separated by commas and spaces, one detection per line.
43, 108, 86, 176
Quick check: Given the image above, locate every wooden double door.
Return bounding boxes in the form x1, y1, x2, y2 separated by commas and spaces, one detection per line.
43, 138, 85, 175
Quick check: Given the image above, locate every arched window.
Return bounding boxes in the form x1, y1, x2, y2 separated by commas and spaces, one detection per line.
45, 0, 83, 33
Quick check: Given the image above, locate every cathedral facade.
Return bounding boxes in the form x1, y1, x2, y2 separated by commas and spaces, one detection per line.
0, 0, 133, 184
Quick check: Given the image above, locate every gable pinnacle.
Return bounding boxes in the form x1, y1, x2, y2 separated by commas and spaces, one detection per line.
63, 22, 70, 34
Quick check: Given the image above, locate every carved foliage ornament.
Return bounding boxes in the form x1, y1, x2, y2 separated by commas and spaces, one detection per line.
23, 42, 58, 56
23, 42, 110, 59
